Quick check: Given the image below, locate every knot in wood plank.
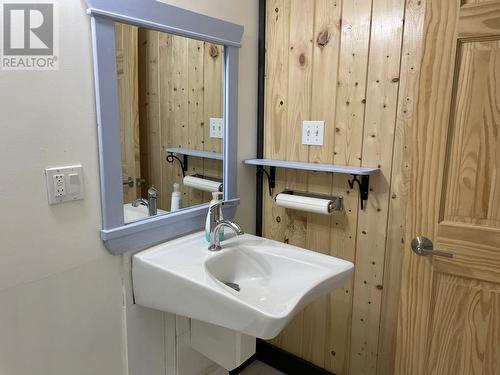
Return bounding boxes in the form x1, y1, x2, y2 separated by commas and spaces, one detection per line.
316, 29, 330, 47
209, 44, 219, 59
299, 53, 306, 66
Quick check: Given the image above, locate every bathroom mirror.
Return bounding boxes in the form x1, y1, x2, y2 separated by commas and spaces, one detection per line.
115, 23, 225, 224
87, 0, 243, 253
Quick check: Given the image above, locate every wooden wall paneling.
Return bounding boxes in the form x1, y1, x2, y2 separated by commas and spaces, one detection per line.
203, 42, 224, 202
276, 0, 315, 357
169, 36, 190, 203
376, 0, 426, 374
116, 24, 141, 203
138, 29, 149, 198
350, 0, 405, 373
333, 0, 372, 167
261, 0, 423, 371
138, 31, 224, 210
301, 0, 342, 368
187, 40, 205, 206
328, 0, 374, 373
138, 29, 163, 204
325, 183, 357, 375
158, 31, 174, 209
262, 0, 291, 348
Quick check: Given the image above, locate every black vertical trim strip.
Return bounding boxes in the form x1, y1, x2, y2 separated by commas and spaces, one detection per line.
255, 0, 266, 237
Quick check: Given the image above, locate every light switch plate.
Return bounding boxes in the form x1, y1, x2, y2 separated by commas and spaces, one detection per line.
302, 121, 325, 146
45, 164, 84, 205
209, 118, 223, 139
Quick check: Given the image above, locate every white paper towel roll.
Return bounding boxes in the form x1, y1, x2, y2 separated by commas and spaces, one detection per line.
183, 175, 222, 193
275, 193, 334, 215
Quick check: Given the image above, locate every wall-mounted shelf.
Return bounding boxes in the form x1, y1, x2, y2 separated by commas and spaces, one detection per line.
243, 159, 380, 210
165, 147, 223, 177
165, 147, 223, 161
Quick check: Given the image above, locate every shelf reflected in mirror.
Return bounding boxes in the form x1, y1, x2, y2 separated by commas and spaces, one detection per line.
115, 22, 225, 223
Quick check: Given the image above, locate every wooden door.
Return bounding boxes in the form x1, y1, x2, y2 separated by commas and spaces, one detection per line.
396, 0, 500, 374
115, 23, 141, 203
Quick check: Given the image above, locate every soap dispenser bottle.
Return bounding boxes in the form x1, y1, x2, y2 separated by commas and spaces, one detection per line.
205, 192, 224, 242
170, 183, 182, 211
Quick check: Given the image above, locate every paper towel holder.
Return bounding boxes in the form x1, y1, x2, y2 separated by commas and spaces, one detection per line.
189, 173, 223, 190
278, 189, 343, 213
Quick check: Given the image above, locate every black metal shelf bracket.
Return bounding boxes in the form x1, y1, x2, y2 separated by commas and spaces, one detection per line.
347, 175, 370, 210
166, 152, 188, 177
257, 166, 276, 197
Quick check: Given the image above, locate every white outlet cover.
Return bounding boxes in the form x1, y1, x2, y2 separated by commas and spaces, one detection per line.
302, 121, 325, 146
45, 165, 84, 205
209, 118, 223, 139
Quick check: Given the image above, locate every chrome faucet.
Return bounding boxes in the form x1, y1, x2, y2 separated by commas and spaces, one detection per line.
208, 201, 244, 251
132, 187, 158, 216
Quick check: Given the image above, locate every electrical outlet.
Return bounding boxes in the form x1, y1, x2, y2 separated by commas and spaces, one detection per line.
209, 118, 223, 139
45, 165, 84, 205
302, 121, 325, 146
53, 174, 66, 197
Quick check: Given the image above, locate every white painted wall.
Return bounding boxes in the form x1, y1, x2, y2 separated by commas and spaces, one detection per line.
0, 0, 258, 374
0, 1, 126, 374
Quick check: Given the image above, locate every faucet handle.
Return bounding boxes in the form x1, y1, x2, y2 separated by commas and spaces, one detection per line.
209, 200, 222, 212
148, 186, 157, 197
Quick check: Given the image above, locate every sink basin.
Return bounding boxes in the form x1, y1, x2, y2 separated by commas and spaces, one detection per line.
132, 231, 353, 339
123, 203, 168, 223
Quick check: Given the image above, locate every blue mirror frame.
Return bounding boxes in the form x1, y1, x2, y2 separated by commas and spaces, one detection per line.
86, 0, 243, 254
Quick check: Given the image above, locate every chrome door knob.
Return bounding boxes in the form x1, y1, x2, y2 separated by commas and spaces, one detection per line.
123, 176, 134, 187
411, 236, 453, 258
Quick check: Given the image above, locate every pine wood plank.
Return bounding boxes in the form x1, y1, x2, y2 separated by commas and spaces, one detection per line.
203, 42, 224, 202
187, 39, 205, 206
138, 29, 163, 206
376, 0, 426, 373
262, 0, 291, 348
159, 31, 175, 209
169, 35, 189, 203
329, 0, 373, 372
116, 24, 141, 203
302, 0, 342, 367
278, 0, 315, 357
350, 0, 406, 373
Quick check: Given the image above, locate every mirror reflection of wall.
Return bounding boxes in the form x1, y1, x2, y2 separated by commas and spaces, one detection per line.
115, 23, 224, 223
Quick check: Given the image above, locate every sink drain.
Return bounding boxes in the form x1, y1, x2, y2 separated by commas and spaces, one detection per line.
224, 282, 240, 292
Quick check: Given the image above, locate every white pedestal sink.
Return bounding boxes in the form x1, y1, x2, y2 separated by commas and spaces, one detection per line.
132, 231, 353, 339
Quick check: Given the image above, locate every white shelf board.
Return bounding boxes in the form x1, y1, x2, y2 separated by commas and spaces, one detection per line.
243, 159, 379, 176
165, 147, 223, 161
